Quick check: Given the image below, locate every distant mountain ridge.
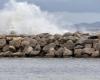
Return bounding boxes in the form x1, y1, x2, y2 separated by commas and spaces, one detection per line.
73, 22, 100, 32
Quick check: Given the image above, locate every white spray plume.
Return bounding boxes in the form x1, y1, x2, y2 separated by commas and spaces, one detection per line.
0, 0, 68, 34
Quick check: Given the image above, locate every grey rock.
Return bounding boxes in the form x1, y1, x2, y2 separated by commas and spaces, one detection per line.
63, 47, 72, 57
0, 39, 6, 48
74, 49, 83, 57
46, 48, 55, 57
55, 47, 63, 57
82, 48, 95, 55
91, 50, 100, 57
43, 43, 56, 52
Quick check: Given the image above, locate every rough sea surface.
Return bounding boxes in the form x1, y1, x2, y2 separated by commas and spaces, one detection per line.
0, 58, 100, 80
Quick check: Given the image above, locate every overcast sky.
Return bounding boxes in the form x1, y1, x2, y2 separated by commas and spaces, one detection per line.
0, 0, 100, 12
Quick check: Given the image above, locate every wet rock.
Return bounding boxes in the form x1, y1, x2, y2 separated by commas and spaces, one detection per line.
0, 39, 6, 48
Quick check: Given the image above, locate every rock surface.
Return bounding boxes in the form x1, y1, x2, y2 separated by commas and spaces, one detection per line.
0, 32, 99, 57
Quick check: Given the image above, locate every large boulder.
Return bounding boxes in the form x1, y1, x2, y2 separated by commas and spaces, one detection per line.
45, 48, 55, 57
91, 50, 100, 57
63, 40, 74, 50
74, 49, 83, 57
23, 46, 33, 54
43, 43, 56, 52
38, 38, 47, 47
23, 46, 40, 56
85, 44, 92, 48
35, 44, 41, 51
2, 45, 9, 52
63, 47, 72, 57
21, 40, 30, 47
93, 42, 100, 50
82, 48, 95, 55
0, 39, 6, 48
63, 32, 73, 37
9, 46, 16, 52
55, 47, 63, 57
0, 51, 12, 57
12, 52, 25, 57
9, 37, 22, 48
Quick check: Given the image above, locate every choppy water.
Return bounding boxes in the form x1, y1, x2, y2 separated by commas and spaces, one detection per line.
0, 58, 100, 80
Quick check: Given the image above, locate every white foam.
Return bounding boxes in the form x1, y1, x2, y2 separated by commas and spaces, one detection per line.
0, 0, 68, 34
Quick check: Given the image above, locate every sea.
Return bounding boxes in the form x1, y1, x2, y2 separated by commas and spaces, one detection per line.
0, 58, 100, 80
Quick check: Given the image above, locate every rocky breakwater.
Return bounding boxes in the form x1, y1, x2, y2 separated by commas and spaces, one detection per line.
0, 32, 100, 58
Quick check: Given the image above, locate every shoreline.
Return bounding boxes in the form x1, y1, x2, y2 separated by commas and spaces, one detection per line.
0, 32, 100, 58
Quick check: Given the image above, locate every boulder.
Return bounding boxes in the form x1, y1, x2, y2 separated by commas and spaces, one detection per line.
74, 44, 84, 49
46, 48, 55, 57
2, 45, 9, 52
30, 51, 40, 56
0, 51, 12, 57
91, 50, 100, 57
24, 46, 33, 54
38, 33, 51, 38
12, 52, 25, 57
74, 49, 83, 57
38, 38, 47, 47
43, 43, 56, 52
82, 48, 95, 55
85, 44, 92, 48
55, 47, 63, 57
0, 39, 6, 48
9, 37, 22, 48
9, 46, 16, 52
63, 40, 74, 49
93, 42, 100, 50
63, 47, 72, 57
21, 40, 30, 47
63, 32, 73, 37
35, 44, 41, 51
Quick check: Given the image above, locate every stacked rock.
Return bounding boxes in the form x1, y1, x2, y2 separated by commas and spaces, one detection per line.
0, 32, 99, 58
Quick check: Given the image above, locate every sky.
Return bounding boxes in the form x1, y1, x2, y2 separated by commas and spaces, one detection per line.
0, 0, 100, 24
0, 0, 100, 12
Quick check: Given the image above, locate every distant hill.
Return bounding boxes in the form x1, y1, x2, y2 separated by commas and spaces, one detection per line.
73, 22, 100, 32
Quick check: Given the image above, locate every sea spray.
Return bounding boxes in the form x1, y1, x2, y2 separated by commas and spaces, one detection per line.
0, 0, 68, 34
